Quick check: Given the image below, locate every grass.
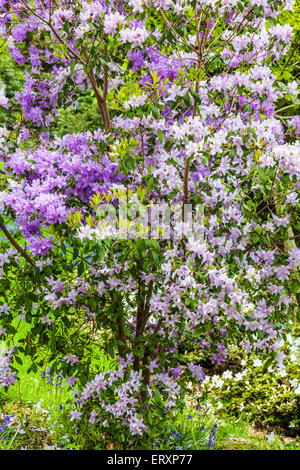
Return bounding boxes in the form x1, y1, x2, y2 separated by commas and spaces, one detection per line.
1, 375, 299, 450
0, 351, 73, 450
0, 322, 117, 450
0, 324, 299, 450
169, 407, 299, 450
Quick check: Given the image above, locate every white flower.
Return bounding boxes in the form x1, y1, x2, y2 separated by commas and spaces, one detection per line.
127, 0, 144, 13
266, 431, 275, 442
253, 358, 263, 367
294, 385, 300, 395
286, 80, 298, 97
0, 191, 8, 212
41, 314, 54, 325
123, 93, 148, 109
286, 334, 293, 345
103, 12, 125, 35
289, 378, 299, 388
290, 353, 297, 362
223, 370, 233, 380
216, 401, 223, 410
214, 377, 224, 388
242, 302, 255, 313
234, 371, 247, 381
120, 26, 150, 47
76, 225, 95, 241
0, 88, 9, 108
279, 369, 287, 378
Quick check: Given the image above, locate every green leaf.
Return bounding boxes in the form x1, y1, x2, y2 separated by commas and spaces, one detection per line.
63, 21, 70, 33
190, 88, 201, 104
97, 242, 105, 261
152, 385, 164, 407
157, 129, 164, 143
165, 140, 173, 152
182, 93, 191, 107
14, 356, 23, 365
77, 261, 85, 276
290, 280, 299, 294
296, 307, 300, 323
146, 176, 154, 194
107, 339, 115, 359
150, 104, 160, 119
100, 58, 110, 70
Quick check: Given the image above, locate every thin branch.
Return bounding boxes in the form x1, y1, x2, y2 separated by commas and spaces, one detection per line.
0, 222, 35, 266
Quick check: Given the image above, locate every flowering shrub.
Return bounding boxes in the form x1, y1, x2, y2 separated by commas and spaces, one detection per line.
0, 0, 299, 447
205, 334, 300, 434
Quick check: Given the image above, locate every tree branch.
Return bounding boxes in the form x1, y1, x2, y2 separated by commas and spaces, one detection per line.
0, 222, 35, 267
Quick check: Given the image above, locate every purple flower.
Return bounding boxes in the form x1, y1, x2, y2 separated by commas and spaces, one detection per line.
70, 410, 82, 421
171, 365, 181, 379
63, 355, 80, 366
188, 363, 206, 382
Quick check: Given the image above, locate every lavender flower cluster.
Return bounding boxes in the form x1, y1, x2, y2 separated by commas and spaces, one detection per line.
0, 0, 298, 443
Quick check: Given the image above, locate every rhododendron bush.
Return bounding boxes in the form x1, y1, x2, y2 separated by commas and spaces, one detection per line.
0, 0, 299, 445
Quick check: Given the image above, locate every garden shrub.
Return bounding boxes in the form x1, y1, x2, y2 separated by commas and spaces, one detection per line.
206, 334, 300, 435
0, 0, 299, 449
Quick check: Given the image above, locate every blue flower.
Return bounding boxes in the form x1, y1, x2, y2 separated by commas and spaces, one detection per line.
41, 367, 65, 391
206, 424, 218, 448
171, 431, 182, 440
0, 414, 15, 440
